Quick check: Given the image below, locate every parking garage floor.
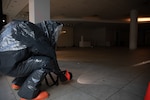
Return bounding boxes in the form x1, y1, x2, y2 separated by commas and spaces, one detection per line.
0, 47, 150, 100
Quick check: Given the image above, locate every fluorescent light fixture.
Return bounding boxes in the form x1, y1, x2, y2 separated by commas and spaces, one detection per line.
126, 17, 150, 22
138, 17, 150, 22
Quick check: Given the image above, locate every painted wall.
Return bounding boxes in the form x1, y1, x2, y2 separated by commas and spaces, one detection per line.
56, 23, 150, 48
74, 25, 107, 47
57, 23, 128, 47
57, 27, 74, 47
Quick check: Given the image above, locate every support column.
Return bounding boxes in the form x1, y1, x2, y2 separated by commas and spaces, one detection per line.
29, 0, 50, 23
129, 10, 138, 50
0, 0, 3, 30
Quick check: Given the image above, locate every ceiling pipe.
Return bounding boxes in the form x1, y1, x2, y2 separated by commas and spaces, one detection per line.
51, 18, 129, 24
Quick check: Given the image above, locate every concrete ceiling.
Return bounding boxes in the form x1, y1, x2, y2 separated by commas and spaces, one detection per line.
2, 0, 150, 23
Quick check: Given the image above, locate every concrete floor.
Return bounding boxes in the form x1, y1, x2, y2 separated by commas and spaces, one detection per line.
0, 47, 150, 100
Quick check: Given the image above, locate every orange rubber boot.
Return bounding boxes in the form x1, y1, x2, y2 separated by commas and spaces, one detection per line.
11, 84, 20, 90
65, 70, 71, 80
20, 91, 49, 100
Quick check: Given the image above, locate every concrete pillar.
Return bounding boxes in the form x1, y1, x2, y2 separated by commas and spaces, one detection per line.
0, 0, 3, 30
29, 0, 50, 23
129, 10, 138, 50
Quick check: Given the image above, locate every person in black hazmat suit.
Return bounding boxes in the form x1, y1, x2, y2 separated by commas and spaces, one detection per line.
0, 20, 72, 100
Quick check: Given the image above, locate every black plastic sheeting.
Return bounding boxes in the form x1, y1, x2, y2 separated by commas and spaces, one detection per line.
0, 20, 63, 99
0, 20, 63, 74
36, 20, 63, 48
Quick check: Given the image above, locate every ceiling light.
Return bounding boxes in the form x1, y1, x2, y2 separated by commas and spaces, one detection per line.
138, 17, 150, 22
2, 20, 5, 23
61, 30, 67, 34
126, 17, 150, 22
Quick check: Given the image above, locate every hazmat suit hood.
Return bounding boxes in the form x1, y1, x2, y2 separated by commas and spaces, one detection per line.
36, 20, 63, 48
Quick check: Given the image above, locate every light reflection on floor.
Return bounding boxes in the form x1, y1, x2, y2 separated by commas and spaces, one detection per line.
133, 60, 150, 67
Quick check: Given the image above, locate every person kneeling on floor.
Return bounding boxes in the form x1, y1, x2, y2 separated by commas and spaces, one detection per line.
0, 20, 72, 100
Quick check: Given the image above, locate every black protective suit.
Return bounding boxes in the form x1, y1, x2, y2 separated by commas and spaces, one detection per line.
0, 20, 66, 99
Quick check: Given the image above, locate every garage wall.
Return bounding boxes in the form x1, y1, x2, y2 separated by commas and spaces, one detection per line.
57, 26, 74, 47
56, 23, 150, 48
74, 26, 107, 47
